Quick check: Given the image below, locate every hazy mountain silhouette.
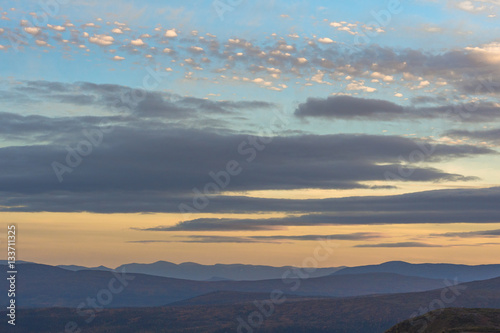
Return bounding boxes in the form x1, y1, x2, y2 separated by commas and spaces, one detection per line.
112, 261, 345, 281
58, 264, 113, 271
56, 260, 500, 282
1, 263, 447, 308
334, 261, 500, 282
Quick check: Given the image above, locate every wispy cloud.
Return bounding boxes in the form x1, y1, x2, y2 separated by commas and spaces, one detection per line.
129, 232, 383, 243
431, 229, 500, 238
354, 242, 443, 248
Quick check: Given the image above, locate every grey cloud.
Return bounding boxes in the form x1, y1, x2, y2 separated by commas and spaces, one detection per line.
457, 76, 500, 95
295, 95, 404, 120
0, 127, 490, 196
14, 80, 70, 94
7, 80, 276, 118
411, 95, 448, 105
251, 232, 382, 241
445, 128, 500, 143
2, 184, 500, 217
50, 94, 97, 105
294, 95, 500, 122
0, 112, 129, 142
136, 219, 283, 231
131, 236, 265, 244
140, 210, 500, 231
354, 242, 443, 248
431, 229, 500, 238
129, 232, 382, 243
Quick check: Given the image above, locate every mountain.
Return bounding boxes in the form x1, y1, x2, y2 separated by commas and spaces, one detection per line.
54, 260, 500, 282
57, 264, 113, 271
385, 308, 500, 333
0, 260, 32, 264
113, 260, 344, 281
3, 276, 500, 332
0, 263, 446, 308
334, 261, 500, 282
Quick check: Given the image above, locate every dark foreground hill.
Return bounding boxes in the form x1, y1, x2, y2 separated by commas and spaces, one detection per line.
385, 308, 500, 333
0, 264, 448, 308
3, 276, 500, 333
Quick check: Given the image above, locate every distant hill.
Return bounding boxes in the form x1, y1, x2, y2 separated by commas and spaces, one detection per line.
113, 260, 344, 281
168, 291, 313, 306
0, 263, 447, 308
3, 277, 500, 332
0, 260, 32, 264
55, 260, 500, 282
334, 261, 500, 282
58, 264, 113, 271
385, 308, 500, 333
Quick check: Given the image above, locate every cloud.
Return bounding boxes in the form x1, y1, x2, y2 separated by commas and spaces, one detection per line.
445, 127, 500, 144
138, 219, 283, 231
431, 229, 500, 238
6, 80, 275, 117
24, 27, 40, 35
47, 24, 65, 31
88, 34, 114, 46
457, 1, 485, 12
295, 95, 500, 122
421, 24, 444, 33
370, 72, 394, 82
0, 126, 490, 194
129, 232, 383, 243
0, 111, 126, 142
130, 38, 145, 46
354, 242, 443, 248
2, 182, 500, 217
295, 95, 404, 120
296, 57, 308, 64
346, 82, 377, 93
0, 80, 495, 214
165, 29, 177, 38
411, 96, 448, 105
465, 42, 500, 64
4, 126, 485, 194
112, 55, 125, 61
139, 205, 500, 231
7, 20, 500, 100
317, 37, 334, 44
454, 0, 500, 12
188, 46, 204, 53
134, 236, 265, 243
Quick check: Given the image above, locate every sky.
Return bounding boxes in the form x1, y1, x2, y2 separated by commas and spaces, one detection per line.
1, 0, 500, 268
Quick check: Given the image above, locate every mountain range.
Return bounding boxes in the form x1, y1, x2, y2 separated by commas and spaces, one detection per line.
58, 261, 344, 281
3, 275, 500, 332
0, 263, 449, 307
333, 260, 500, 282
54, 260, 500, 282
